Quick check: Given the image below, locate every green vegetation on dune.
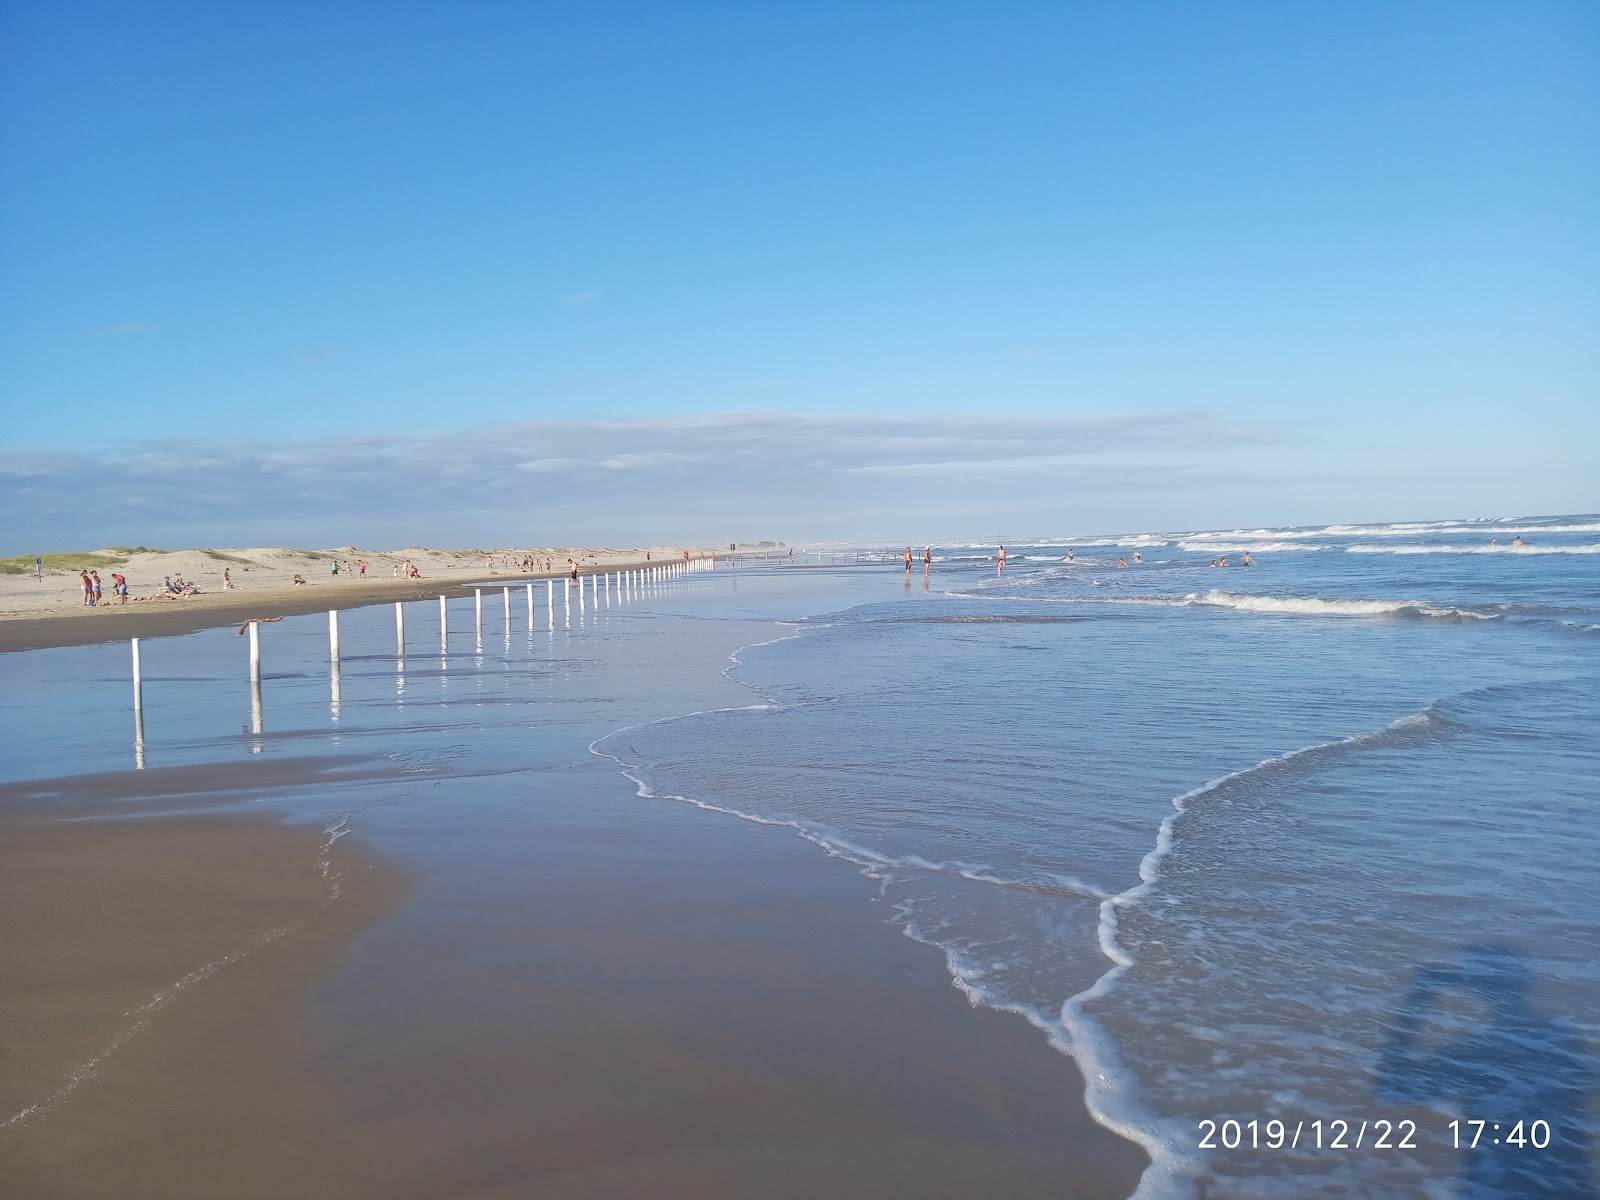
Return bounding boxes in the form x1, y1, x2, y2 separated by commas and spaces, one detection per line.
0, 551, 131, 575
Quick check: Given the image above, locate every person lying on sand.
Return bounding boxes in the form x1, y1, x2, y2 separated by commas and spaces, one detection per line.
293, 574, 307, 586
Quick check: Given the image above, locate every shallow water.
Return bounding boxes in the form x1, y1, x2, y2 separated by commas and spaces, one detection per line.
602, 518, 1600, 1198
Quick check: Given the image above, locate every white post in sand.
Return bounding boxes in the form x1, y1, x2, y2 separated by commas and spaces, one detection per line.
563, 578, 571, 616
329, 609, 340, 663
439, 595, 448, 651
132, 638, 146, 768
475, 589, 483, 638
396, 602, 406, 654
578, 576, 586, 613
547, 579, 554, 628
526, 583, 534, 629
503, 586, 511, 630
247, 622, 263, 744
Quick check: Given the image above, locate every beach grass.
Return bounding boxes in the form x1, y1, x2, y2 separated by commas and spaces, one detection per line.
0, 551, 134, 575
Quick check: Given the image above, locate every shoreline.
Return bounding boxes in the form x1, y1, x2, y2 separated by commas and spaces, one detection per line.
0, 558, 685, 653
1, 564, 1151, 1197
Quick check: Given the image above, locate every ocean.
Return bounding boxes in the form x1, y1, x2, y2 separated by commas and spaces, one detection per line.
600, 517, 1600, 1198
3, 519, 1596, 1198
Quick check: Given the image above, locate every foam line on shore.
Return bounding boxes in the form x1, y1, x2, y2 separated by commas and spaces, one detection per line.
1054, 707, 1458, 1199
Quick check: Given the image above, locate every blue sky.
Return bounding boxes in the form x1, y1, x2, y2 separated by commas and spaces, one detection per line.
2, 1, 1595, 550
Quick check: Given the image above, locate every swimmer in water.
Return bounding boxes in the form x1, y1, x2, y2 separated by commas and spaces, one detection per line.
1219, 557, 1229, 567
1513, 536, 1525, 546
1118, 558, 1128, 569
997, 546, 1007, 575
1066, 549, 1074, 562
1242, 551, 1253, 566
1132, 551, 1142, 562
1490, 537, 1498, 546
1210, 559, 1218, 568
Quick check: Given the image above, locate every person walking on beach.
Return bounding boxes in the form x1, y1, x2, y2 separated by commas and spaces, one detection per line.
223, 567, 234, 590
359, 559, 367, 578
80, 570, 94, 606
330, 560, 339, 577
90, 571, 103, 604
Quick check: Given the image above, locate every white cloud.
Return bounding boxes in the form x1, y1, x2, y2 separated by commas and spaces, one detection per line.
2, 409, 1276, 551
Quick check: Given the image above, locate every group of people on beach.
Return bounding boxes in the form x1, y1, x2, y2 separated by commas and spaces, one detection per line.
484, 554, 559, 574
78, 567, 200, 607
77, 569, 127, 605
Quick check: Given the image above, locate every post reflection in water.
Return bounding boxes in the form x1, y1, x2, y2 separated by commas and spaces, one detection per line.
249, 677, 264, 753
330, 662, 342, 722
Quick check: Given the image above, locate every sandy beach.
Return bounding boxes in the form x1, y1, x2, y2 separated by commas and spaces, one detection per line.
0, 565, 1147, 1199
0, 545, 713, 652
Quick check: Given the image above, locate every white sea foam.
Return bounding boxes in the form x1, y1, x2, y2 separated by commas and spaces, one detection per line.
1057, 711, 1448, 1200
1179, 519, 1600, 541
1346, 542, 1600, 555
1058, 535, 1173, 548
1175, 540, 1328, 553
1182, 590, 1493, 620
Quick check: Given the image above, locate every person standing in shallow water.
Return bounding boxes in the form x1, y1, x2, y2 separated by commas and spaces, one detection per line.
997, 546, 1007, 576
904, 547, 913, 572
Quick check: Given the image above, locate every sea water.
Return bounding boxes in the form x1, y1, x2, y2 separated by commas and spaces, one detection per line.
598, 518, 1600, 1198
3, 523, 1595, 1198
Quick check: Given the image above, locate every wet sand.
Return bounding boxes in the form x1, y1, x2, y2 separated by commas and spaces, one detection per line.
0, 805, 410, 1199
1, 768, 1146, 1200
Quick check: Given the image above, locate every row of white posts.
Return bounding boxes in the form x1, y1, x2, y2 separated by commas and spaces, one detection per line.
130, 560, 705, 766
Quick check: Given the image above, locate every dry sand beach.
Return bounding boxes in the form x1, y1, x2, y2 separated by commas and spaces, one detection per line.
0, 545, 713, 652
0, 557, 1147, 1199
